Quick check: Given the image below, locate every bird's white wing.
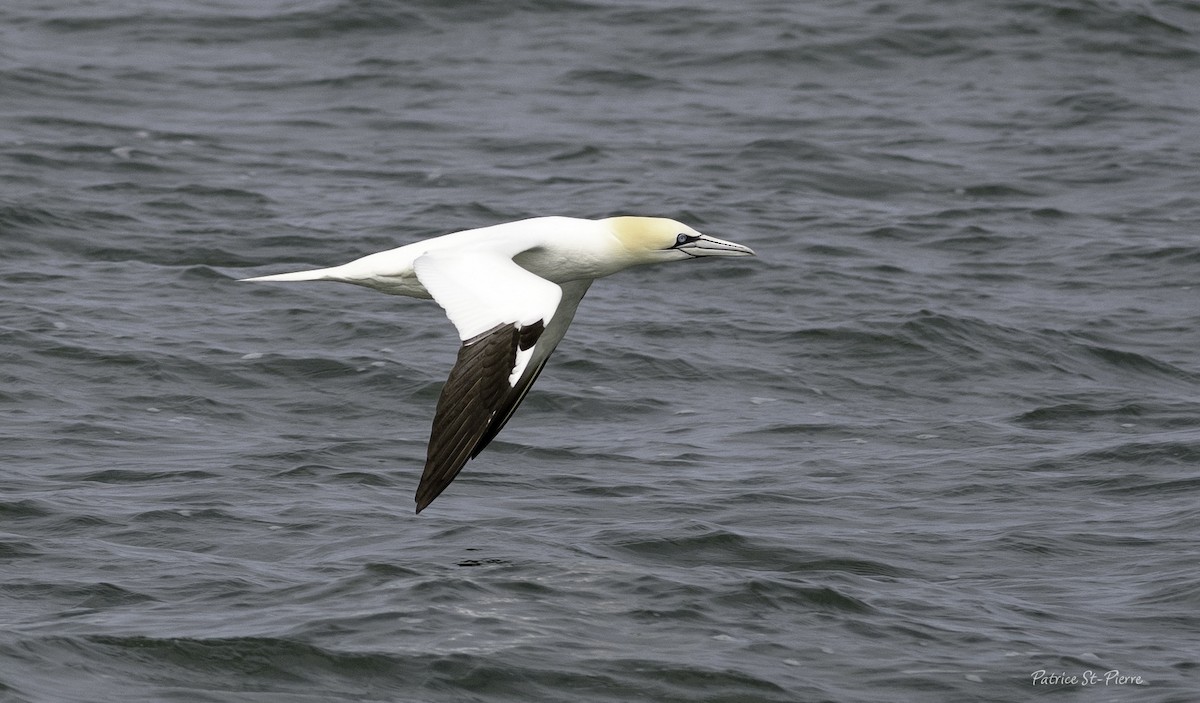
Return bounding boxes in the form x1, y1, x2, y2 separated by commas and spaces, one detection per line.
414, 250, 561, 339
411, 251, 581, 513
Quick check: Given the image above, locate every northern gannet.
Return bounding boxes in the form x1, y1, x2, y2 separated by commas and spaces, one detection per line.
243, 216, 755, 513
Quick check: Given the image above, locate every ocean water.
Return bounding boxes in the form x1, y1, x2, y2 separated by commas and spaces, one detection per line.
3, 0, 1200, 700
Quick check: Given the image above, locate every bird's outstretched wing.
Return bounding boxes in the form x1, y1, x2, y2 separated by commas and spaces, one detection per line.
471, 278, 591, 459
412, 252, 588, 512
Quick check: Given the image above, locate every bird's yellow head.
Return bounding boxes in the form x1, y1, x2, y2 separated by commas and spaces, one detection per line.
603, 216, 756, 265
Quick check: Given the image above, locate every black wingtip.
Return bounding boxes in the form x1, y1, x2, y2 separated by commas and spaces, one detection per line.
413, 322, 528, 515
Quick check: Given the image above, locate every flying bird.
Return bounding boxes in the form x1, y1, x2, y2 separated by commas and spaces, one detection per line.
242, 216, 755, 513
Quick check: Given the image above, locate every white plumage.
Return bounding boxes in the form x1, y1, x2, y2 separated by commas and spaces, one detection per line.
243, 215, 755, 513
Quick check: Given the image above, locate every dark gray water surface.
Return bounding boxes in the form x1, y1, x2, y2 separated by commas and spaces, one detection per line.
3, 1, 1200, 701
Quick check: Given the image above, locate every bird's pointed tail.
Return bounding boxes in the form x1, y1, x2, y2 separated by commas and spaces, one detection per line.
240, 266, 341, 283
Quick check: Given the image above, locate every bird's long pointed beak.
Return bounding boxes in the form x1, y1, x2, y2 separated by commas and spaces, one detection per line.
679, 234, 756, 258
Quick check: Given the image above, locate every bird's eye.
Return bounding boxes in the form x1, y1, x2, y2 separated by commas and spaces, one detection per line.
675, 233, 696, 246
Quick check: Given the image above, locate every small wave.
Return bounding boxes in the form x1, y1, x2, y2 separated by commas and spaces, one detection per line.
0, 539, 41, 559
1013, 400, 1200, 431
560, 68, 681, 91
715, 577, 874, 614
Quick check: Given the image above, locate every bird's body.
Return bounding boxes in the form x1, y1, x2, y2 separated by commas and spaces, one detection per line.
249, 217, 643, 296
243, 215, 754, 512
